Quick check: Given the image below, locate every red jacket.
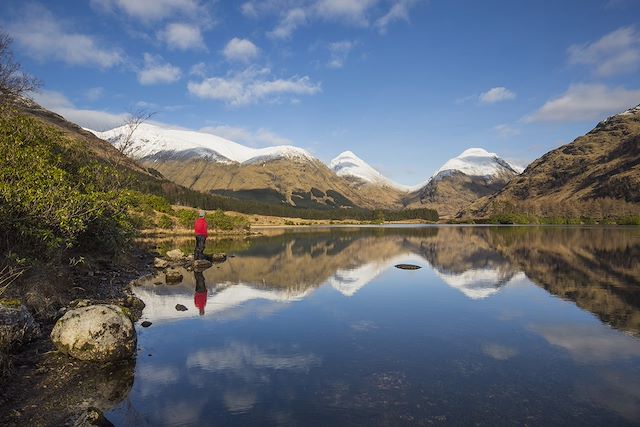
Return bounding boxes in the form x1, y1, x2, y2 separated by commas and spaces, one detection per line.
194, 217, 208, 236
194, 291, 207, 315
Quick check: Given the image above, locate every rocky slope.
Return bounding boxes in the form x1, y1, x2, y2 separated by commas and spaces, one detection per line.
404, 148, 520, 217
467, 105, 640, 218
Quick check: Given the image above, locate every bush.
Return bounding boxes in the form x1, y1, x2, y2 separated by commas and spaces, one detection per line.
175, 209, 250, 231
618, 216, 640, 225
0, 108, 134, 255
175, 209, 199, 228
157, 214, 174, 229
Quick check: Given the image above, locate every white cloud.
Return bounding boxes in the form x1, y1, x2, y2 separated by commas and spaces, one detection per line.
189, 62, 207, 77
90, 0, 203, 23
84, 87, 105, 102
532, 324, 640, 363
223, 38, 260, 62
568, 26, 640, 77
186, 342, 321, 373
493, 124, 520, 138
188, 67, 321, 106
261, 0, 420, 39
32, 89, 126, 131
314, 0, 377, 25
159, 22, 206, 50
268, 8, 308, 39
137, 53, 182, 85
8, 4, 123, 69
200, 125, 292, 147
375, 0, 420, 34
482, 344, 518, 360
241, 2, 259, 18
327, 40, 355, 68
525, 84, 640, 123
479, 87, 516, 104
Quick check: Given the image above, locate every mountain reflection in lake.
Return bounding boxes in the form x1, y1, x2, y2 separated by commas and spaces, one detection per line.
109, 226, 640, 426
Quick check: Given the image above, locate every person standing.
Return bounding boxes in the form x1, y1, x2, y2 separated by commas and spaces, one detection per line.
194, 210, 208, 260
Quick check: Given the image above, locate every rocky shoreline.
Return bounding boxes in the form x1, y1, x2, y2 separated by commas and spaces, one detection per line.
0, 246, 155, 427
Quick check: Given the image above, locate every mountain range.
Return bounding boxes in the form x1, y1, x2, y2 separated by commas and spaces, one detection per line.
91, 124, 524, 215
20, 94, 639, 220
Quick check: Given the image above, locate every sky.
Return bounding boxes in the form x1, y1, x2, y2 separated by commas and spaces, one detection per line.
2, 0, 640, 186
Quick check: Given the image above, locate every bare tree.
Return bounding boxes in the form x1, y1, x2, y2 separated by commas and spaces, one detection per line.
112, 108, 156, 158
0, 29, 41, 98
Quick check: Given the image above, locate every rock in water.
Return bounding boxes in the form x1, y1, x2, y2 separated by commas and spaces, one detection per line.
193, 259, 212, 270
153, 257, 169, 269
212, 253, 227, 262
165, 270, 183, 284
50, 304, 136, 362
395, 264, 422, 270
175, 304, 188, 312
141, 321, 152, 328
0, 302, 41, 351
70, 407, 114, 427
165, 249, 185, 260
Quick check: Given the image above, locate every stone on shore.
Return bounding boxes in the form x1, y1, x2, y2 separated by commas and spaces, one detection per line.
153, 257, 169, 269
50, 304, 136, 362
165, 270, 183, 284
165, 249, 185, 260
0, 302, 41, 352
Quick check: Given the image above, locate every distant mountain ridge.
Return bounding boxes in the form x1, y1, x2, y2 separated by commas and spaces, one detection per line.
90, 123, 524, 212
93, 123, 314, 165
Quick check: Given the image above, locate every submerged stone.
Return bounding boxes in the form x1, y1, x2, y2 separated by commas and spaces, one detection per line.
395, 264, 422, 270
193, 259, 212, 270
212, 253, 227, 262
50, 304, 136, 362
141, 321, 152, 328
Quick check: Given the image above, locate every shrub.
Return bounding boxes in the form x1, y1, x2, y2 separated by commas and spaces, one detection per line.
157, 214, 174, 229
0, 108, 134, 255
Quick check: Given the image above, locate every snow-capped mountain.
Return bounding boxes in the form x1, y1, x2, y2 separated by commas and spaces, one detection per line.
404, 147, 521, 217
90, 122, 526, 212
91, 123, 314, 165
330, 151, 410, 191
432, 148, 520, 180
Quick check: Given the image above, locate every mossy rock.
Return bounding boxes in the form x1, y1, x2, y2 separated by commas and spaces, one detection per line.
51, 304, 136, 362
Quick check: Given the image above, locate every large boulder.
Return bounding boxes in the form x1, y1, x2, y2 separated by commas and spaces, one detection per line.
0, 301, 41, 352
51, 304, 136, 362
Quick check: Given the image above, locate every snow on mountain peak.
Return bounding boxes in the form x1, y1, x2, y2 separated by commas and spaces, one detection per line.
330, 151, 410, 191
432, 147, 518, 179
90, 123, 315, 165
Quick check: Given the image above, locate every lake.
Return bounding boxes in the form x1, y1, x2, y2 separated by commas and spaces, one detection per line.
107, 226, 640, 426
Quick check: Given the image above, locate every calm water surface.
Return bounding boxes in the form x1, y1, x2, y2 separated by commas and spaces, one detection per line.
108, 226, 640, 426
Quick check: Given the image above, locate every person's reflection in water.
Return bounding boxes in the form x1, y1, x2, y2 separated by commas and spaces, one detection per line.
194, 270, 207, 316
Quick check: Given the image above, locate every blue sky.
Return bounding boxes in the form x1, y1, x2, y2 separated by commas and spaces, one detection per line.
2, 0, 640, 185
